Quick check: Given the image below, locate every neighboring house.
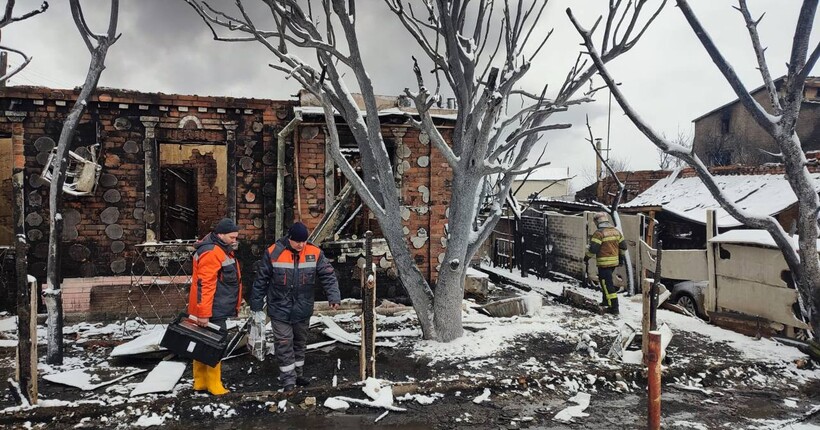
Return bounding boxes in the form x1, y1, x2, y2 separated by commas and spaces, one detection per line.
575, 169, 670, 207
619, 165, 820, 249
512, 167, 571, 202
692, 76, 820, 167
0, 86, 455, 317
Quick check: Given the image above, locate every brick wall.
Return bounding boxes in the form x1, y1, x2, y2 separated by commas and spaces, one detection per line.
292, 123, 453, 289
0, 86, 295, 287
545, 213, 587, 278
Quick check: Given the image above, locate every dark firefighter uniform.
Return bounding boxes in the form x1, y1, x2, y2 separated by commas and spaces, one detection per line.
251, 235, 340, 388
585, 212, 627, 314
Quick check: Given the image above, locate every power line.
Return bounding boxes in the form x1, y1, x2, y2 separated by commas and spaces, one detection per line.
6, 60, 74, 88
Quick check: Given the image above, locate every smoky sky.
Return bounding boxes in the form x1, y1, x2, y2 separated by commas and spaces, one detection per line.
4, 1, 819, 190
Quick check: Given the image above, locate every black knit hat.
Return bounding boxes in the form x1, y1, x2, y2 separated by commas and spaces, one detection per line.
288, 222, 309, 242
214, 218, 240, 234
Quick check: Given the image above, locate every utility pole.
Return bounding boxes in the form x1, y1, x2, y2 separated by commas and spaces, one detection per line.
0, 30, 6, 87
595, 137, 603, 201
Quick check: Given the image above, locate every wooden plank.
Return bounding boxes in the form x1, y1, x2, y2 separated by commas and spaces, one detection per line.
28, 280, 37, 402
324, 139, 335, 215
13, 170, 35, 403
226, 133, 237, 222
708, 311, 781, 339
309, 182, 355, 245
561, 289, 600, 314
705, 210, 718, 314
641, 278, 650, 365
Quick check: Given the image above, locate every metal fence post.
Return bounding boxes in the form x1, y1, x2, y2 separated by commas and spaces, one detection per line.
359, 231, 376, 380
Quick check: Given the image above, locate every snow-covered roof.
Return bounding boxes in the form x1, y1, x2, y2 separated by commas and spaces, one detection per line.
294, 106, 457, 121
514, 167, 571, 182
710, 229, 820, 251
621, 170, 820, 227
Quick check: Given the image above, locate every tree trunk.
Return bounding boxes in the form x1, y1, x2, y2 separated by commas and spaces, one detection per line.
45, 177, 65, 364
432, 265, 466, 342
794, 183, 820, 340
44, 15, 116, 362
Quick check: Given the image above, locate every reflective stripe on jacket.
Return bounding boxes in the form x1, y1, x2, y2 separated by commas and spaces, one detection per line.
188, 232, 243, 319
586, 226, 627, 268
250, 236, 341, 323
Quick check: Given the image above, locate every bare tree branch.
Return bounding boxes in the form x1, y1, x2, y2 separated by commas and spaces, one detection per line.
0, 0, 48, 84
0, 0, 47, 29
676, 0, 778, 133
736, 0, 781, 115
0, 44, 31, 85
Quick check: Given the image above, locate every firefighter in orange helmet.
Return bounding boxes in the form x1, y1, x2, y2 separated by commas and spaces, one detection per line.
585, 212, 627, 315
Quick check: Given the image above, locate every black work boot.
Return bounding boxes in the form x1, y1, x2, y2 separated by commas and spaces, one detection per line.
296, 376, 311, 387
283, 384, 296, 393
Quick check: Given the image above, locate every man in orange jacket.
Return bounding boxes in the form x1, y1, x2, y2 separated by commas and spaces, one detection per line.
188, 218, 243, 395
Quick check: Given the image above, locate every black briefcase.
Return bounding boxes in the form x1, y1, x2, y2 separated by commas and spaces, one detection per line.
160, 313, 229, 366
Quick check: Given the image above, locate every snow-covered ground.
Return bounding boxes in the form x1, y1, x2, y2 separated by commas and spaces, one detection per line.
0, 269, 817, 429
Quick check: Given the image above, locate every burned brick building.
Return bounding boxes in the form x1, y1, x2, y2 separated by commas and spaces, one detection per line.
0, 86, 454, 319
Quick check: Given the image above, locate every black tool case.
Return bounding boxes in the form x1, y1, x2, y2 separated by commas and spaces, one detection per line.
160, 313, 228, 366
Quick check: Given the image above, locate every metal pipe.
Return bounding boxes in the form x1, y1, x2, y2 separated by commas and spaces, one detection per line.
275, 111, 302, 239
650, 240, 663, 331
647, 330, 662, 430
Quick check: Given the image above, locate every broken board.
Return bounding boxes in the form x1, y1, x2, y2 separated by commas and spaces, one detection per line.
43, 367, 146, 391
110, 327, 167, 358
130, 361, 186, 397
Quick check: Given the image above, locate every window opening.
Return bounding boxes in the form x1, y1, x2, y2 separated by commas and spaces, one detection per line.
40, 144, 102, 196
161, 167, 197, 240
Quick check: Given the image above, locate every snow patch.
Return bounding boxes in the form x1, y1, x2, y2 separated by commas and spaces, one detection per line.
472, 388, 491, 404
553, 392, 591, 423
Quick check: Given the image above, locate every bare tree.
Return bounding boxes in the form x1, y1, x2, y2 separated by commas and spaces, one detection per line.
0, 1, 48, 84
187, 0, 664, 341
658, 131, 690, 170
42, 0, 119, 364
605, 156, 631, 175
569, 0, 820, 340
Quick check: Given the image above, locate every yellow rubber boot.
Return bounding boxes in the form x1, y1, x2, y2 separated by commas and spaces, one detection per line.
192, 361, 207, 391
205, 362, 229, 395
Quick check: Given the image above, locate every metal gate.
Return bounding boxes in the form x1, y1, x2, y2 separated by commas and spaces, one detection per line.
125, 242, 195, 326
520, 211, 552, 279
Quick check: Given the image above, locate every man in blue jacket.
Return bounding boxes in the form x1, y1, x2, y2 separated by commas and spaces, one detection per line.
251, 222, 341, 391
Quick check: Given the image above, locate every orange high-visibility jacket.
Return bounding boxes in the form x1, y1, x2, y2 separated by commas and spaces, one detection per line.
188, 233, 243, 319
250, 236, 340, 323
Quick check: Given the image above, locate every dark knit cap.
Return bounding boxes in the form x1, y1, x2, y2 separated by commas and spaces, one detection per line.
214, 218, 240, 234
288, 222, 309, 242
